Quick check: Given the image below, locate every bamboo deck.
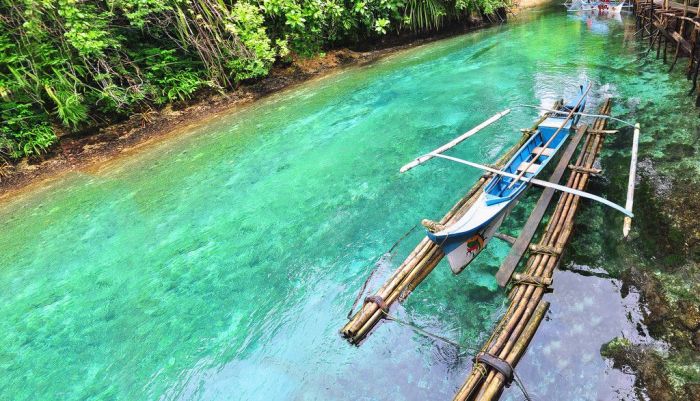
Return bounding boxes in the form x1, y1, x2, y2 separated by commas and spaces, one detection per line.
494, 119, 588, 287
341, 99, 615, 401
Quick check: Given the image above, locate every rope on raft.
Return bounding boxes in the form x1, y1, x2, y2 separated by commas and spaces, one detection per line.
346, 224, 418, 319
382, 311, 534, 401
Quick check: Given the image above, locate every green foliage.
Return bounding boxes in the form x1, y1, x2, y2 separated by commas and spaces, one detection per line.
0, 0, 508, 161
402, 0, 447, 31
0, 103, 57, 159
226, 2, 277, 81
137, 48, 210, 105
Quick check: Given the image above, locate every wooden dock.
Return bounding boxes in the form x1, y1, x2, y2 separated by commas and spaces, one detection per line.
634, 0, 700, 105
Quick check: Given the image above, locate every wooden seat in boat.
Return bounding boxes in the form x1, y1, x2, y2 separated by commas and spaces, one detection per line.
516, 162, 541, 174
533, 147, 555, 156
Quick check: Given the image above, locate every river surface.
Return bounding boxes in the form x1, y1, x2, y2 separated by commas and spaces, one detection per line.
1, 6, 696, 401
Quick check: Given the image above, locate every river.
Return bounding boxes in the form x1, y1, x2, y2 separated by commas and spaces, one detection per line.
1, 6, 696, 401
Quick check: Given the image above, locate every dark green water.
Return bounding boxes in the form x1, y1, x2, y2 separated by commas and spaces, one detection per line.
1, 7, 696, 401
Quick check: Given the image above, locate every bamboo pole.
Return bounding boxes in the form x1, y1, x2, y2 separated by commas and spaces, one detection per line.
478, 302, 549, 401
400, 109, 512, 173
481, 113, 605, 372
623, 123, 640, 237
341, 171, 489, 341
432, 154, 631, 216
351, 163, 507, 342
490, 102, 609, 397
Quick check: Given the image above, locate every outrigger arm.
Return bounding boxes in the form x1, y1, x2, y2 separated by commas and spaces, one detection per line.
400, 109, 512, 173
399, 101, 640, 231
429, 153, 634, 218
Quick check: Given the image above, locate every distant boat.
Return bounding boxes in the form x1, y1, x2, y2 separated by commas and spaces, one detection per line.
564, 0, 595, 11
595, 1, 625, 13
425, 82, 589, 274
565, 0, 624, 13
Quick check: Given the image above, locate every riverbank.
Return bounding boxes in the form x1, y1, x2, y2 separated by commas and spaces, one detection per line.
0, 49, 371, 198
0, 49, 366, 199
0, 17, 505, 200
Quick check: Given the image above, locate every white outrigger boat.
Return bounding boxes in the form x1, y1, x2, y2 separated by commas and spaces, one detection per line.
400, 81, 640, 275
564, 0, 625, 13
564, 0, 595, 11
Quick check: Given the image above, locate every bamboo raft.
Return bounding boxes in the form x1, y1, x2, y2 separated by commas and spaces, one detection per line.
342, 97, 623, 401
452, 98, 614, 401
634, 0, 700, 105
341, 101, 564, 345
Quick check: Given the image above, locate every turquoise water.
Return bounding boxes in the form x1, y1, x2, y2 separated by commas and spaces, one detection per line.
1, 7, 697, 401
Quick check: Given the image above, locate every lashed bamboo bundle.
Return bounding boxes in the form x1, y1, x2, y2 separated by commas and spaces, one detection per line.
453, 99, 613, 401
341, 101, 564, 345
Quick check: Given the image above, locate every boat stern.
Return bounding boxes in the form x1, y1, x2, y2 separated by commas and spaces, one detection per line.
427, 211, 506, 274
443, 233, 486, 274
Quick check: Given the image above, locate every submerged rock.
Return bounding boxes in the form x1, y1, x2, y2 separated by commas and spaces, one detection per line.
601, 338, 678, 401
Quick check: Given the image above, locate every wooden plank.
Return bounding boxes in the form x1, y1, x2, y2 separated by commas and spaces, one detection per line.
495, 125, 588, 287
533, 147, 555, 156
516, 162, 541, 173
652, 21, 693, 54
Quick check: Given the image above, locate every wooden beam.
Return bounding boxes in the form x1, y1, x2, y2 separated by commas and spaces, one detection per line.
653, 20, 693, 53
495, 125, 587, 287
494, 232, 517, 245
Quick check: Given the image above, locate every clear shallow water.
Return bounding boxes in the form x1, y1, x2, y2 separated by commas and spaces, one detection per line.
1, 7, 697, 401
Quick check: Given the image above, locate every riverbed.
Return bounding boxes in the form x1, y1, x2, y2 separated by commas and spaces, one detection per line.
1, 7, 697, 401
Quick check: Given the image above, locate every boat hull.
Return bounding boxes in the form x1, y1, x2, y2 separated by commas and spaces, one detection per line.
425, 82, 588, 274
441, 204, 510, 274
